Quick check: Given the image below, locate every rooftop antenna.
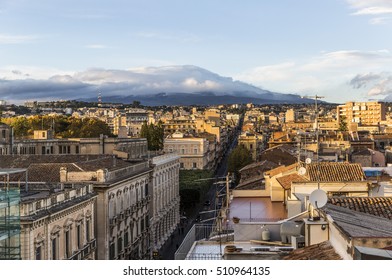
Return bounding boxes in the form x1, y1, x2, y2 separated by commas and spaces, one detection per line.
303, 95, 324, 189
98, 92, 102, 107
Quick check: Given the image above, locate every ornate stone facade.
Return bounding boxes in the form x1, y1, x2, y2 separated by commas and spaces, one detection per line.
151, 153, 180, 252
20, 184, 97, 260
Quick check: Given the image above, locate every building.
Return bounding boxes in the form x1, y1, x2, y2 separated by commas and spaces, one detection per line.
163, 118, 197, 136
238, 131, 264, 161
0, 154, 154, 260
58, 157, 153, 260
164, 132, 210, 170
0, 169, 23, 260
0, 123, 12, 155
337, 101, 386, 127
20, 183, 97, 260
0, 124, 148, 159
125, 109, 149, 137
351, 148, 385, 167
151, 153, 180, 253
285, 109, 296, 123
0, 163, 97, 260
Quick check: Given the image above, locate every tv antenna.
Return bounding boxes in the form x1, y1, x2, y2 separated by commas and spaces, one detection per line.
303, 94, 324, 189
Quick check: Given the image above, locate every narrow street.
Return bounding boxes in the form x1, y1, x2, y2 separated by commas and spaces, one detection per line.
158, 114, 244, 259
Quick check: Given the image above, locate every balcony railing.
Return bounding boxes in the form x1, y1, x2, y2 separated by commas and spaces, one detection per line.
68, 238, 96, 260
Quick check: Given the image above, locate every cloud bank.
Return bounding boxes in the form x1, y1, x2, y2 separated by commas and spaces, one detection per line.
0, 65, 275, 103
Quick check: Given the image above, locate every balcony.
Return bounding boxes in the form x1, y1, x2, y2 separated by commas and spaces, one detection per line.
125, 209, 131, 216
68, 238, 96, 260
118, 213, 125, 221
109, 217, 117, 227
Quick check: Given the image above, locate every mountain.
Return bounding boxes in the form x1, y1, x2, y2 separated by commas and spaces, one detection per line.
2, 65, 313, 105
78, 65, 311, 105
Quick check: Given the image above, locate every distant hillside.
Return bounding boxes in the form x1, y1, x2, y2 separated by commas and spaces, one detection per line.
3, 64, 315, 105
89, 91, 314, 106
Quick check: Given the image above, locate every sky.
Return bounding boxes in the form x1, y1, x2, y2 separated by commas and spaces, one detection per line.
1, 0, 392, 104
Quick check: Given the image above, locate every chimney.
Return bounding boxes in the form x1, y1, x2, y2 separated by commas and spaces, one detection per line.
112, 155, 117, 167
60, 167, 67, 182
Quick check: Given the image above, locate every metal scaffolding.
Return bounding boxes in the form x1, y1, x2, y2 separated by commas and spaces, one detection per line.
0, 169, 26, 260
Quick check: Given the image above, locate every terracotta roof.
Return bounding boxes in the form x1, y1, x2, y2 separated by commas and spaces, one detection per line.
324, 204, 392, 238
235, 175, 264, 190
283, 241, 342, 260
27, 163, 81, 182
372, 134, 392, 140
276, 173, 307, 190
239, 160, 278, 172
329, 197, 392, 220
306, 162, 365, 182
239, 161, 263, 172
265, 163, 298, 177
0, 155, 105, 168
260, 145, 297, 166
0, 154, 139, 183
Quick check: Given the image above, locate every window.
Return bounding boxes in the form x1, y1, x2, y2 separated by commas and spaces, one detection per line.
76, 146, 80, 154
86, 220, 90, 242
52, 238, 58, 260
118, 237, 123, 254
42, 132, 46, 138
180, 163, 184, 169
35, 246, 42, 260
145, 215, 149, 227
109, 243, 115, 260
124, 231, 129, 247
144, 184, 149, 197
77, 224, 82, 249
65, 230, 71, 259
194, 148, 198, 154
1, 130, 5, 138
192, 162, 197, 169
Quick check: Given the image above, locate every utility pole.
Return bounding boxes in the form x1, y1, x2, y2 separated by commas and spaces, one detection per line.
225, 172, 230, 210
304, 95, 324, 189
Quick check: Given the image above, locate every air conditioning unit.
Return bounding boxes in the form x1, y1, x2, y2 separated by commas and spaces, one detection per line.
291, 235, 305, 249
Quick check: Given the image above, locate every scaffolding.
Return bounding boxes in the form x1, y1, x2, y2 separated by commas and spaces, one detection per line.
0, 169, 25, 260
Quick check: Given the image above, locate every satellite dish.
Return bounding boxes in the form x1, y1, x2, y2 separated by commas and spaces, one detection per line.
305, 158, 312, 164
309, 189, 327, 209
298, 167, 306, 176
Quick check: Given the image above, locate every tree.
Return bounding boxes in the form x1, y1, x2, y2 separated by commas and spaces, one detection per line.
228, 145, 253, 185
140, 121, 164, 151
4, 115, 113, 139
339, 116, 348, 131
131, 100, 141, 108
10, 117, 30, 138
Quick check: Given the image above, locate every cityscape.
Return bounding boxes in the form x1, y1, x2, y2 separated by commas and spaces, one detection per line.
0, 99, 391, 260
1, 1, 392, 262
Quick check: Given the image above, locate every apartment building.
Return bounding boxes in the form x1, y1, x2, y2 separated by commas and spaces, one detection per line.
337, 101, 386, 127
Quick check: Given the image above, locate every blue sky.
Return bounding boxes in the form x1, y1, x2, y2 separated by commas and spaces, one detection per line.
1, 0, 392, 103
